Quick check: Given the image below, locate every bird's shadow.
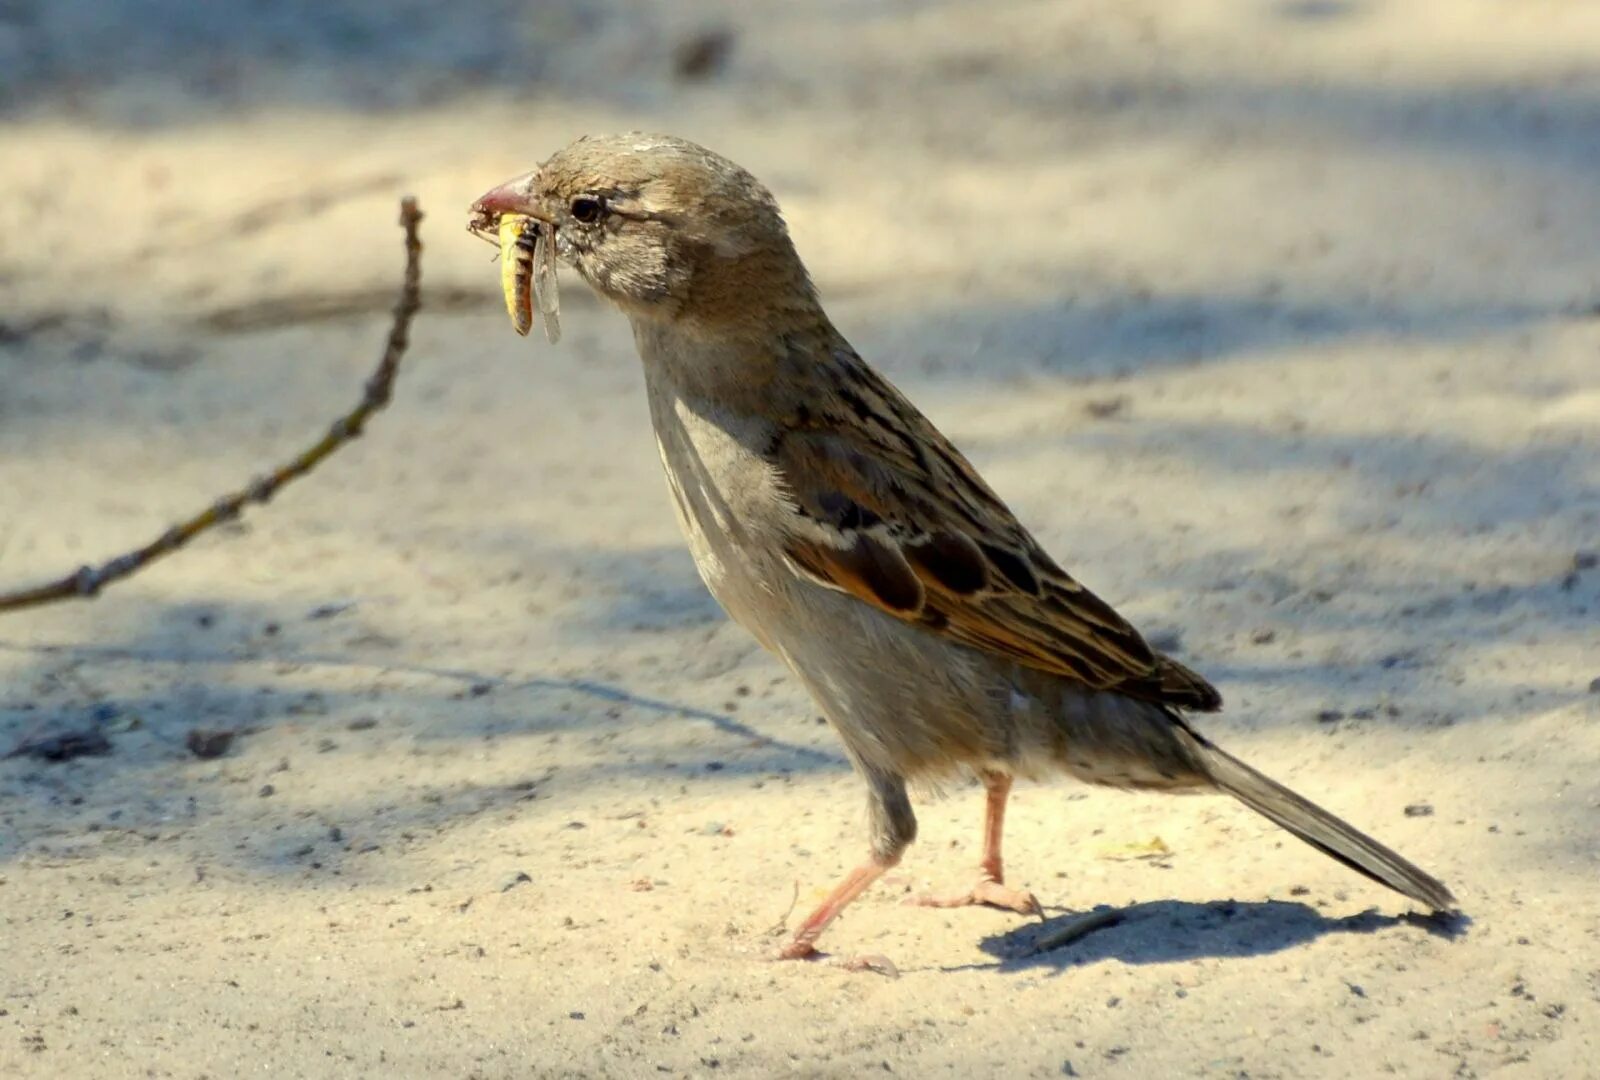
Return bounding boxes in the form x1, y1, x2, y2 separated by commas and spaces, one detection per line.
944, 898, 1468, 973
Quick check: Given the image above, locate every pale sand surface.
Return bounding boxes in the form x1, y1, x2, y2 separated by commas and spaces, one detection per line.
2, 2, 1598, 1076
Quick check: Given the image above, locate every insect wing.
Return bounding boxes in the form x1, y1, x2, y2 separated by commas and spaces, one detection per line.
532, 222, 561, 344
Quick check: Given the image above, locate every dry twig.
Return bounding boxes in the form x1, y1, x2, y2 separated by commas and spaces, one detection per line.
766, 880, 801, 938
1028, 906, 1126, 955
0, 197, 425, 615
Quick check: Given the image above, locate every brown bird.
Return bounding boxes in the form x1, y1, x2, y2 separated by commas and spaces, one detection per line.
472, 134, 1456, 966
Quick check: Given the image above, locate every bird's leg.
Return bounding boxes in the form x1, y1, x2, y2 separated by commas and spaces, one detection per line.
911, 770, 1042, 916
777, 853, 899, 963
777, 769, 913, 972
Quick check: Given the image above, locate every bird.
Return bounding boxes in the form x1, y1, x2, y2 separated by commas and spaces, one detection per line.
470, 133, 1456, 966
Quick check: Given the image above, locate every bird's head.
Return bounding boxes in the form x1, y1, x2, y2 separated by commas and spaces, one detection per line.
471, 133, 816, 332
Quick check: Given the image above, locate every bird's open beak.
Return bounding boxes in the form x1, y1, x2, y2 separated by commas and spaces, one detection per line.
471, 170, 548, 223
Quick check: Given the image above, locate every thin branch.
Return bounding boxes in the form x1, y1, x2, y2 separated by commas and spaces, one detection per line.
0, 197, 426, 616
1028, 906, 1126, 955
766, 880, 801, 938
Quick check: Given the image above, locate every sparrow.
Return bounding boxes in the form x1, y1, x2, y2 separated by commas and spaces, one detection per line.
471, 133, 1456, 965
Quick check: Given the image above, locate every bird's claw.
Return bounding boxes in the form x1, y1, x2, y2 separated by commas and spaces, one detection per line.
908, 877, 1043, 918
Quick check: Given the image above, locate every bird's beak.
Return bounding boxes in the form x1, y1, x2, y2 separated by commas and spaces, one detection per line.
471, 170, 548, 223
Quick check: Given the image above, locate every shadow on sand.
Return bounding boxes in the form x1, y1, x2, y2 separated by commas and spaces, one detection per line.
951, 898, 1467, 973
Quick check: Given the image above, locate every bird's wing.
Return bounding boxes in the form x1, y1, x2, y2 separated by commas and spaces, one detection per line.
772, 349, 1220, 712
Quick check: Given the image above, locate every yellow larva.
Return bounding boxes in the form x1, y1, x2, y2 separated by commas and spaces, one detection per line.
494, 213, 561, 344
499, 214, 536, 337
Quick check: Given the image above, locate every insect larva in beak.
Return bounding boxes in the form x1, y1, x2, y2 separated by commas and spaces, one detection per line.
493, 214, 561, 344
498, 214, 535, 337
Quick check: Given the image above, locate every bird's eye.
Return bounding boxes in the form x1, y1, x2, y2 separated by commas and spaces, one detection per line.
570, 196, 605, 224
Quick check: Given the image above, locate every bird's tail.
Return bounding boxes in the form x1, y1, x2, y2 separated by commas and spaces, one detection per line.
1180, 727, 1457, 913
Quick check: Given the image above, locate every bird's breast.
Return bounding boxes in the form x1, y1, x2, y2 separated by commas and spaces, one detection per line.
645, 380, 798, 646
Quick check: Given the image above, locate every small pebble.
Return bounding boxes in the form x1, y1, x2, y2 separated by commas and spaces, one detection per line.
672, 27, 734, 81
1084, 395, 1130, 419
185, 728, 236, 759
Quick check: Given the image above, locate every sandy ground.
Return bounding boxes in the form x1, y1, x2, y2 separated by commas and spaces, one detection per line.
3, 1, 1599, 1076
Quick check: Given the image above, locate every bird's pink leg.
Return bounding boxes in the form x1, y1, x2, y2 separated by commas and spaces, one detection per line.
911, 771, 1041, 916
777, 853, 899, 972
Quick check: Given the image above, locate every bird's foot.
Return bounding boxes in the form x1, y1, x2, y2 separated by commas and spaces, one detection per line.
775, 937, 819, 962
909, 876, 1042, 917
773, 939, 898, 977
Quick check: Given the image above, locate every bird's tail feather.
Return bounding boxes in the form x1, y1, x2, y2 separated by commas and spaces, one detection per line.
1183, 730, 1457, 913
